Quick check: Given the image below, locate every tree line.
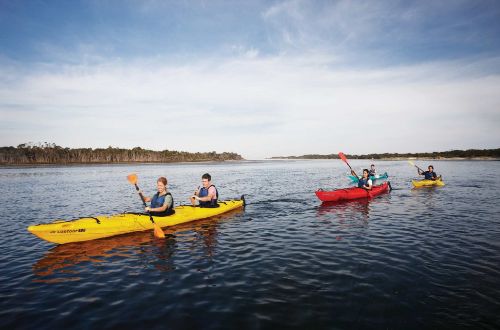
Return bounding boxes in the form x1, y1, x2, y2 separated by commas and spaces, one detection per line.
0, 143, 243, 165
271, 148, 500, 160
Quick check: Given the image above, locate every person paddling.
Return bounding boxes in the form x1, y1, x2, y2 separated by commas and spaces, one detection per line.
418, 165, 438, 181
369, 164, 376, 176
353, 169, 373, 190
139, 177, 174, 216
191, 173, 219, 208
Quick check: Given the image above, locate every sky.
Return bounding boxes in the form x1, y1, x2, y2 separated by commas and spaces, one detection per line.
0, 0, 499, 159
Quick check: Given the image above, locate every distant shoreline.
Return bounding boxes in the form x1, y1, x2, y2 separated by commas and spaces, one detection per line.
0, 159, 245, 167
270, 148, 500, 161
268, 157, 500, 161
0, 144, 244, 165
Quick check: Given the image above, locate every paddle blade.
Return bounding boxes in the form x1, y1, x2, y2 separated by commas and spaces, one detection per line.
338, 152, 348, 163
153, 223, 165, 238
127, 173, 138, 185
407, 160, 415, 167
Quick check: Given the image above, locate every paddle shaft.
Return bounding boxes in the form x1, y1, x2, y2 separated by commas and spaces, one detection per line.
414, 164, 425, 173
346, 162, 359, 178
408, 160, 425, 173
339, 152, 358, 177
134, 183, 156, 224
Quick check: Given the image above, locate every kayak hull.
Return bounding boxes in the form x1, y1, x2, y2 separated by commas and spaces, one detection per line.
315, 182, 390, 202
412, 178, 445, 187
28, 199, 244, 244
348, 172, 389, 182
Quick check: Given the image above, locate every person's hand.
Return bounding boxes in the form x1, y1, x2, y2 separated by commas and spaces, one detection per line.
351, 170, 356, 176
145, 206, 151, 212
191, 195, 199, 200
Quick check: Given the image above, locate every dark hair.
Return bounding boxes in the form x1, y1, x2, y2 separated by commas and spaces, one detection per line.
371, 164, 375, 167
363, 169, 370, 175
157, 177, 167, 185
428, 165, 434, 169
202, 173, 211, 181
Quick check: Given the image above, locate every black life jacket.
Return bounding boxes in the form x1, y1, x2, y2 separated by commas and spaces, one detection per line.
358, 177, 371, 188
150, 192, 175, 216
198, 185, 219, 208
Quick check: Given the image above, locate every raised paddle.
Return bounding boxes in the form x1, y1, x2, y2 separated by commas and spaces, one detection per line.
407, 160, 424, 173
127, 173, 165, 239
339, 152, 358, 178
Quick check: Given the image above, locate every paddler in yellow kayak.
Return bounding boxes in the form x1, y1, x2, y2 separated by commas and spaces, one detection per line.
139, 177, 175, 216
417, 165, 438, 181
190, 173, 219, 208
352, 169, 373, 190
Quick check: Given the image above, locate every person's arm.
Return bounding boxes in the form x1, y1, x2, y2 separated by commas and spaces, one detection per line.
364, 179, 373, 190
190, 187, 201, 205
138, 190, 151, 202
431, 172, 437, 180
417, 169, 424, 175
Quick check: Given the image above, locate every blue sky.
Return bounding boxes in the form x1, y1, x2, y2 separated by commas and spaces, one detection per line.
1, 0, 499, 158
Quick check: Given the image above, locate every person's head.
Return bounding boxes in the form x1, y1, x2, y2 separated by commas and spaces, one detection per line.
157, 177, 167, 193
201, 173, 211, 188
362, 169, 369, 178
428, 165, 434, 172
371, 164, 375, 169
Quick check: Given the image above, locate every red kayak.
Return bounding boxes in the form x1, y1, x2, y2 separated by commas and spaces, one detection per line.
315, 182, 391, 202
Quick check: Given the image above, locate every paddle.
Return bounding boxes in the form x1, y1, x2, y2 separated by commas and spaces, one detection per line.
127, 173, 165, 239
339, 152, 358, 178
407, 160, 425, 173
408, 160, 441, 181
339, 152, 372, 197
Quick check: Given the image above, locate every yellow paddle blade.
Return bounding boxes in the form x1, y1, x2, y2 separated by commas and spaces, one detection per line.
153, 223, 165, 238
127, 173, 138, 185
407, 160, 415, 167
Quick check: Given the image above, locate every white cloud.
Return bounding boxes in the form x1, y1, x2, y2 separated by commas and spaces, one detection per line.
1, 53, 499, 158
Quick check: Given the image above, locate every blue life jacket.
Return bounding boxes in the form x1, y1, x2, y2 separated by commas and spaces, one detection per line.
198, 185, 219, 208
423, 171, 436, 180
150, 192, 174, 216
358, 177, 370, 188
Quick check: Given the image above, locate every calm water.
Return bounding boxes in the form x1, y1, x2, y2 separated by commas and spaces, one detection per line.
1, 160, 499, 329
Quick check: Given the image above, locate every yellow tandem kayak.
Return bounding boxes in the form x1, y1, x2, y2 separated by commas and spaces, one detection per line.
412, 176, 445, 188
28, 198, 245, 244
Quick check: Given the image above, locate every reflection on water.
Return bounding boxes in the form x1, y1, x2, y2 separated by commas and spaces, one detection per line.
315, 198, 373, 241
317, 198, 372, 220
32, 209, 243, 283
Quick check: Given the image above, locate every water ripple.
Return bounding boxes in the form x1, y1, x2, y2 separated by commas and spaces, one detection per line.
1, 160, 499, 329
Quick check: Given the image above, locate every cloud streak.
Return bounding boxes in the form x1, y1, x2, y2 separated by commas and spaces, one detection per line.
1, 52, 499, 158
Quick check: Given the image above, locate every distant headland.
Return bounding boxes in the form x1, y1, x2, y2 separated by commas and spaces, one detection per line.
270, 148, 500, 160
0, 143, 243, 165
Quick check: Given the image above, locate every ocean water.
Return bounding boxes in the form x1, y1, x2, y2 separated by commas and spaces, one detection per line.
0, 160, 499, 329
